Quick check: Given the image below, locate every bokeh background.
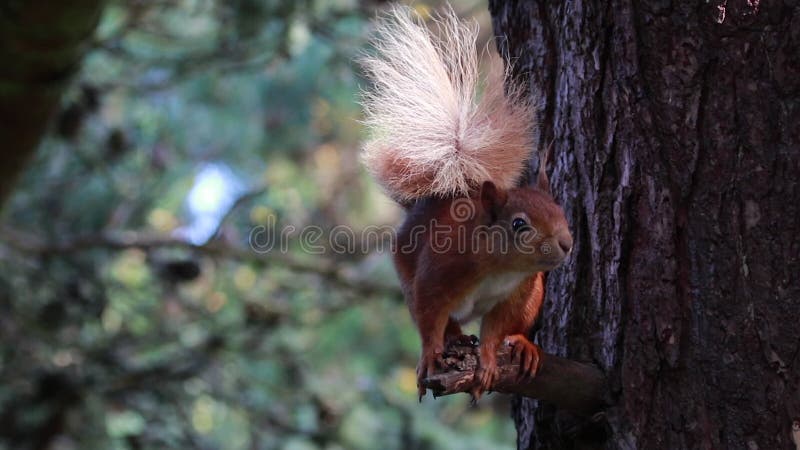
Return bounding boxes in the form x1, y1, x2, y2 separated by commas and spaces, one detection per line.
0, 1, 517, 449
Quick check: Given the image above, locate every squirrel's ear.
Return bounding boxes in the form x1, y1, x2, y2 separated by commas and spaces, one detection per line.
536, 145, 552, 195
480, 181, 508, 221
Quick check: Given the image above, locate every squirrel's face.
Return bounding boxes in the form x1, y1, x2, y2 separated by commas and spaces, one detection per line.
479, 181, 573, 272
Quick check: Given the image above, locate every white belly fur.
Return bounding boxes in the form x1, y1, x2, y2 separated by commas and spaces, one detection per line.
452, 272, 530, 324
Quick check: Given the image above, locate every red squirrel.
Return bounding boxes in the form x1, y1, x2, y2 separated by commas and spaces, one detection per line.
360, 6, 572, 399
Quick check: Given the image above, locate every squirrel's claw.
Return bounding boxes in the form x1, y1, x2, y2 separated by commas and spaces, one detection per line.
416, 348, 441, 401
469, 390, 480, 405
505, 334, 542, 381
472, 341, 500, 401
471, 362, 498, 402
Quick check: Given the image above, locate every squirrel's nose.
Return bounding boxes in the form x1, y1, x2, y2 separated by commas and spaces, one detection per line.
557, 231, 573, 254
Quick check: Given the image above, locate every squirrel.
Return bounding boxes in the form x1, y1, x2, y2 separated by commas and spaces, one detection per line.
360, 6, 573, 400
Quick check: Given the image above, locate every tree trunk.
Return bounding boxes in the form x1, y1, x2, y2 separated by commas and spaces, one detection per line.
0, 0, 105, 208
488, 1, 800, 448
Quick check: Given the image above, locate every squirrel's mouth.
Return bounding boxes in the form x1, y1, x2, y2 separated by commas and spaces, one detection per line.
533, 232, 572, 270
535, 255, 567, 271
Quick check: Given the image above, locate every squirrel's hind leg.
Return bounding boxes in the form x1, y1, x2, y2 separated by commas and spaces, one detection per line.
409, 291, 457, 401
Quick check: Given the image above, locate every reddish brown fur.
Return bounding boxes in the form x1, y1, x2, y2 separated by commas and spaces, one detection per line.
362, 5, 571, 400
393, 180, 572, 399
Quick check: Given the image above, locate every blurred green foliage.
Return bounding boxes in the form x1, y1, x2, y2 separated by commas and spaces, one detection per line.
0, 0, 514, 449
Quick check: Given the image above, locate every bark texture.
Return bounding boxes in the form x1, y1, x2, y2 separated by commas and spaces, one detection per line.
488, 1, 800, 449
0, 0, 104, 208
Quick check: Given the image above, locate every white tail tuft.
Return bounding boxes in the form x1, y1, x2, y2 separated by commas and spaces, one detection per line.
360, 5, 538, 204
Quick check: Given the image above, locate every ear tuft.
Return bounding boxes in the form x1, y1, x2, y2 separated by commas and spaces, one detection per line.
536, 144, 552, 195
480, 181, 508, 221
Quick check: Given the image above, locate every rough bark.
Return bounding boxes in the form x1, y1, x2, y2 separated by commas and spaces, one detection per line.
0, 0, 105, 208
488, 1, 800, 449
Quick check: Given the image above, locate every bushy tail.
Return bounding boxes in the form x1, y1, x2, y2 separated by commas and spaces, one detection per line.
360, 5, 537, 204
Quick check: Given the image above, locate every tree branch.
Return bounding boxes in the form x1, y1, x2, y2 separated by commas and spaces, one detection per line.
0, 226, 398, 297
0, 0, 105, 208
205, 185, 268, 243
424, 342, 607, 416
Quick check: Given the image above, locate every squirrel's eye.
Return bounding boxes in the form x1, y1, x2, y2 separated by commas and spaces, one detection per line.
512, 218, 529, 233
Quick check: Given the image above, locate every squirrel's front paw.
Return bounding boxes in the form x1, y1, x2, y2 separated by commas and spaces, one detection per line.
416, 347, 442, 401
471, 349, 498, 402
505, 334, 542, 381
